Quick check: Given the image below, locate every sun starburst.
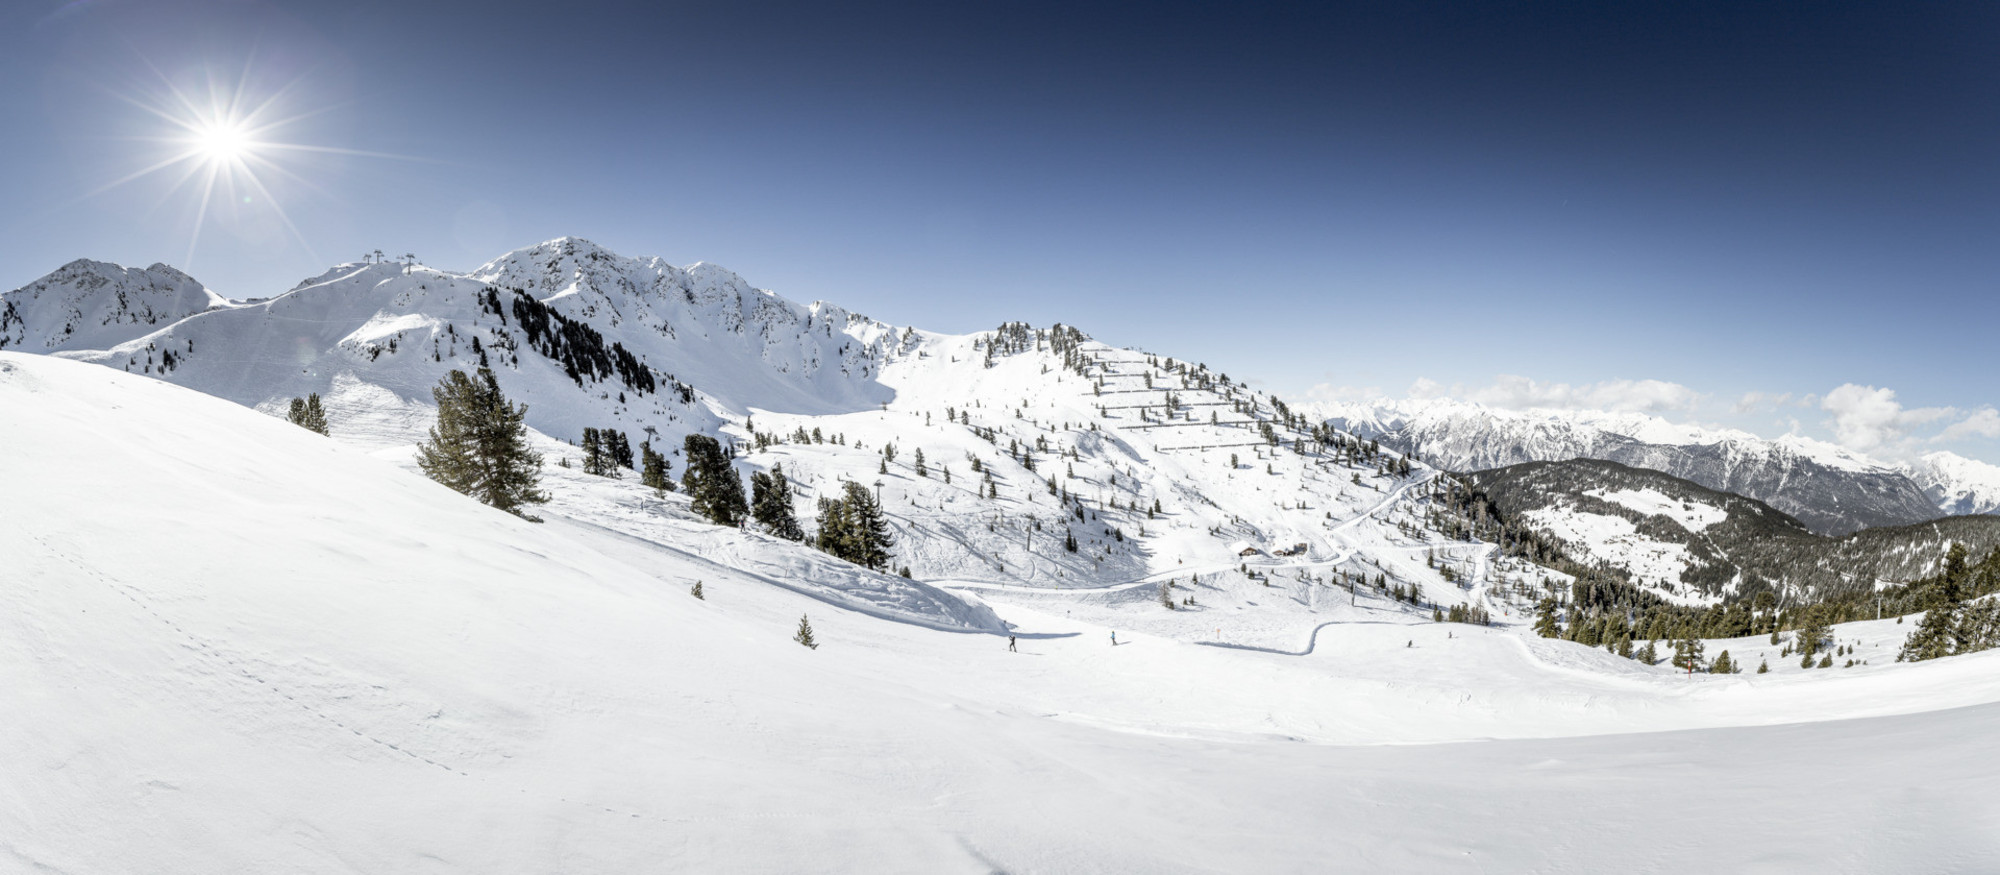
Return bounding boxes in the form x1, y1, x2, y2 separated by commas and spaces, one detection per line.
90, 57, 422, 270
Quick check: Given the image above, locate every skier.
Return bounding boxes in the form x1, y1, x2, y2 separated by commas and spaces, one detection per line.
1111, 631, 1118, 646
1008, 636, 1017, 652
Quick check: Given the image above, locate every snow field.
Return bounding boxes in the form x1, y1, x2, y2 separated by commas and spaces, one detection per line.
7, 342, 2000, 871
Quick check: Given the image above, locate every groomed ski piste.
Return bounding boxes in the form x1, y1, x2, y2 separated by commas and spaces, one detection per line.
8, 349, 2000, 873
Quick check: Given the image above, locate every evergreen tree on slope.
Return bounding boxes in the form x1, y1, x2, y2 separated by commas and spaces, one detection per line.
417, 368, 548, 521
751, 463, 806, 541
682, 434, 748, 527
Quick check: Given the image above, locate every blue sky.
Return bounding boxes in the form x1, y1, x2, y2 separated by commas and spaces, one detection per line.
2, 0, 1996, 462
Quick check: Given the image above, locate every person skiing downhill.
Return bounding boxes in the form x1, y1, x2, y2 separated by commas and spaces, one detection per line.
1008, 636, 1017, 652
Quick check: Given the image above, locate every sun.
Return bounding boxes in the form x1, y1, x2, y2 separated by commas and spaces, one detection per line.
193, 118, 254, 164
93, 59, 419, 269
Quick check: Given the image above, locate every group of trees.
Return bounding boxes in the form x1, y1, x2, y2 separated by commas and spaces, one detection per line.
751, 464, 805, 540
285, 393, 330, 436
476, 287, 663, 397
1899, 543, 2000, 662
814, 482, 894, 570
682, 434, 749, 526
581, 427, 634, 477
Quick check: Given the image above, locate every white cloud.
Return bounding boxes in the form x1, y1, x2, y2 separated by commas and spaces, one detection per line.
1819, 384, 1953, 456
1409, 374, 1700, 414
1938, 408, 2000, 443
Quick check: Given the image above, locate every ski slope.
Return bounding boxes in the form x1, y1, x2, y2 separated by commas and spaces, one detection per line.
7, 353, 2000, 872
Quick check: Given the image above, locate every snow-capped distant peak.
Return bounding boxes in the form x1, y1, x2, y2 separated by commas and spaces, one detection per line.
1904, 451, 2000, 517
1317, 395, 1941, 534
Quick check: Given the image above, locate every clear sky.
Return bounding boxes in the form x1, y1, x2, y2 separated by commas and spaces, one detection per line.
2, 0, 1996, 462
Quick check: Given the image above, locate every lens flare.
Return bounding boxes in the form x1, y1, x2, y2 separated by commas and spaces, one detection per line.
88, 57, 422, 269
193, 118, 253, 164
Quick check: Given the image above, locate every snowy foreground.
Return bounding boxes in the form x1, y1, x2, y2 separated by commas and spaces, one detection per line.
5, 352, 1999, 873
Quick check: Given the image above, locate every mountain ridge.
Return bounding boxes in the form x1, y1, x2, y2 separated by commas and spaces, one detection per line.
3, 238, 1493, 611
1465, 457, 2000, 603
1318, 397, 1945, 536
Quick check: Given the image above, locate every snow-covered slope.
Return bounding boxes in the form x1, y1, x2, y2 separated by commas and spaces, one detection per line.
1319, 398, 1942, 535
1904, 450, 2000, 517
0, 258, 229, 352
4, 240, 1478, 611
9, 351, 2000, 872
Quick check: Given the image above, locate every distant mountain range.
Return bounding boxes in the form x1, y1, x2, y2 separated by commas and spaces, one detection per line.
0, 237, 1457, 598
1465, 458, 2000, 603
1317, 399, 2000, 536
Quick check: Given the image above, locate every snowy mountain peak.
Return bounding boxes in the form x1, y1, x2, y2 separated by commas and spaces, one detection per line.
1320, 397, 1940, 535
1, 258, 230, 353
1904, 451, 2000, 517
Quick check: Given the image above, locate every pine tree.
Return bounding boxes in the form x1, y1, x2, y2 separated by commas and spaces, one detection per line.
751, 464, 805, 541
609, 431, 634, 470
1160, 581, 1176, 610
1757, 659, 1769, 674
582, 428, 606, 476
794, 614, 819, 649
814, 483, 894, 570
841, 481, 893, 570
1637, 640, 1659, 666
690, 580, 704, 600
640, 440, 674, 494
416, 368, 548, 521
286, 393, 330, 436
682, 434, 748, 527
1671, 634, 1705, 672
914, 448, 928, 477
1710, 650, 1735, 674
1532, 598, 1561, 638
1795, 613, 1831, 660
1899, 542, 1971, 662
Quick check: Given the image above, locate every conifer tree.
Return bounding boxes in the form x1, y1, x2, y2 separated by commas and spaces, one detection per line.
751, 464, 805, 541
794, 614, 819, 649
681, 434, 748, 526
286, 393, 331, 436
1160, 581, 1176, 610
1671, 634, 1706, 672
416, 368, 548, 521
841, 481, 893, 570
1532, 598, 1561, 638
608, 431, 634, 471
690, 580, 704, 600
1899, 542, 1971, 662
1711, 650, 1735, 674
582, 428, 607, 476
640, 440, 674, 494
